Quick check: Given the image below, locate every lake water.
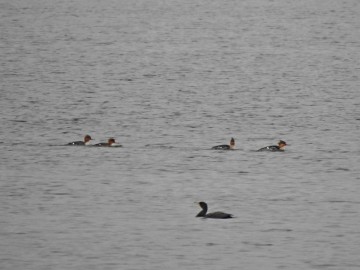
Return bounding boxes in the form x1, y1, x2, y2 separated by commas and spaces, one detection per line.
1, 0, 360, 269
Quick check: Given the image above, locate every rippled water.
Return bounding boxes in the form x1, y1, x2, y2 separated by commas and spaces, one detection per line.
1, 0, 360, 269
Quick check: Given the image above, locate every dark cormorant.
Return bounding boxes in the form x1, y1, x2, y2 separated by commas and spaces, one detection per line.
196, 202, 233, 219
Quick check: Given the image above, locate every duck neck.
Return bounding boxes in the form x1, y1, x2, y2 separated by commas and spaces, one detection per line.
229, 138, 235, 149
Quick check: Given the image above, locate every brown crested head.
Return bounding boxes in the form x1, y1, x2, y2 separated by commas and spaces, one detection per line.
278, 140, 287, 147
84, 135, 92, 142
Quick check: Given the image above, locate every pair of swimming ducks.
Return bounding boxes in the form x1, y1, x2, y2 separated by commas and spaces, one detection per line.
212, 138, 287, 152
67, 135, 121, 147
199, 139, 287, 219
200, 139, 287, 219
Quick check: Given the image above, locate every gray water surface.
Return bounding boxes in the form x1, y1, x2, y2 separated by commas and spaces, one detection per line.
1, 0, 360, 269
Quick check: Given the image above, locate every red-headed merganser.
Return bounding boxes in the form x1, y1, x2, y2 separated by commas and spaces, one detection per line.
211, 137, 235, 150
257, 140, 287, 152
196, 202, 233, 219
67, 135, 93, 146
94, 138, 122, 147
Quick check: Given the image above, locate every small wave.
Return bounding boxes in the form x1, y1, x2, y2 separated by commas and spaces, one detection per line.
242, 241, 273, 247
261, 228, 292, 232
327, 200, 360, 204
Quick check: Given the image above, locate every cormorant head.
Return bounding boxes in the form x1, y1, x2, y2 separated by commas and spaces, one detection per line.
198, 201, 208, 209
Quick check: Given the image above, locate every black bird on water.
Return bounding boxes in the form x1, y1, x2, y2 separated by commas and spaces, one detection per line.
196, 202, 233, 219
